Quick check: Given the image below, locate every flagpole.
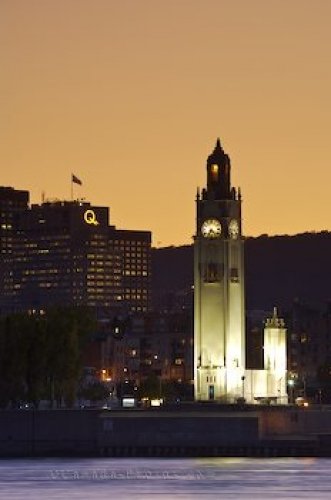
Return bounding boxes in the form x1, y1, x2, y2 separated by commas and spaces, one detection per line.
71, 174, 82, 200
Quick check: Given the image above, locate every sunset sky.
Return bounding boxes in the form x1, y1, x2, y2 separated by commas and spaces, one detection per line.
1, 0, 330, 247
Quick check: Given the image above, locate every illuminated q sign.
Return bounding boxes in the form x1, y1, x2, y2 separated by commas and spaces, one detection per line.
84, 209, 99, 226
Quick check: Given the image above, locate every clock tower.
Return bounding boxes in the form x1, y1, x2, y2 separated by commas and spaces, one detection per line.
194, 139, 245, 401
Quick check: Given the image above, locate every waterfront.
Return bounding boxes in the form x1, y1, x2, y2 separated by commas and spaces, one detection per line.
0, 457, 331, 499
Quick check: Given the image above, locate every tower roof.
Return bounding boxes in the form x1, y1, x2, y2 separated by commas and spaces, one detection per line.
212, 137, 224, 154
265, 307, 285, 329
208, 137, 228, 162
215, 137, 222, 149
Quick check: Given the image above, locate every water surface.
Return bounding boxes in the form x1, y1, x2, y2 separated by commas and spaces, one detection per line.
0, 457, 330, 499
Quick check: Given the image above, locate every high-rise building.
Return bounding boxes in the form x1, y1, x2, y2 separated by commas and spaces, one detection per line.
0, 193, 151, 316
108, 229, 151, 313
0, 187, 29, 315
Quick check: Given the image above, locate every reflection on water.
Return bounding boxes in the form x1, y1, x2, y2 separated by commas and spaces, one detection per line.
0, 457, 330, 499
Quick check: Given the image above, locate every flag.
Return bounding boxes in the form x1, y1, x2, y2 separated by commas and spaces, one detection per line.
72, 174, 82, 186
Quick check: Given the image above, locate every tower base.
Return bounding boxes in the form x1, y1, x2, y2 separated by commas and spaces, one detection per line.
195, 368, 288, 405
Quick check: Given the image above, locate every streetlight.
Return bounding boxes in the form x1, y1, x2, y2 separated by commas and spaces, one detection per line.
241, 375, 245, 400
288, 379, 295, 404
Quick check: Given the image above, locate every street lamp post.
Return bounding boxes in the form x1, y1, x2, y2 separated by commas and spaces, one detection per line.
241, 375, 245, 400
288, 379, 295, 404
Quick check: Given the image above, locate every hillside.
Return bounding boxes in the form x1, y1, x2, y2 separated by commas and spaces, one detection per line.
152, 232, 331, 311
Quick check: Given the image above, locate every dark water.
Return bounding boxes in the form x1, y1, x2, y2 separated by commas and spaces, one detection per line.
0, 457, 330, 499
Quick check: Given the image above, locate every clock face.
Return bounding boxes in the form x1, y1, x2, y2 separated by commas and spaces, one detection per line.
228, 219, 239, 239
201, 219, 222, 239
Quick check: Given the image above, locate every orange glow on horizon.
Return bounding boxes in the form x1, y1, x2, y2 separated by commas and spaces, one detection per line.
1, 1, 331, 247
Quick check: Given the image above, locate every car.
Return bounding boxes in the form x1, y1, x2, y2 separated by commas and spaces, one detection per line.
295, 397, 309, 407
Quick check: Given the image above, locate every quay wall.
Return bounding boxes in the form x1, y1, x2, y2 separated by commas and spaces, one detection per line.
259, 408, 331, 437
0, 407, 331, 457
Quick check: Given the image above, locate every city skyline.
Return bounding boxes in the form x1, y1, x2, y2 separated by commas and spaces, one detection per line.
1, 0, 331, 247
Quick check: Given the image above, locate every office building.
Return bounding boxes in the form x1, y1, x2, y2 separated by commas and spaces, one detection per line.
0, 191, 151, 315
0, 187, 29, 315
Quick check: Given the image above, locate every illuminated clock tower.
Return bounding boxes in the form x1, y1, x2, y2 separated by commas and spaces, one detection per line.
194, 139, 245, 401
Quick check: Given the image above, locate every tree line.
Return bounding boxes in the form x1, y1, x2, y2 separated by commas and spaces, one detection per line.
0, 307, 95, 409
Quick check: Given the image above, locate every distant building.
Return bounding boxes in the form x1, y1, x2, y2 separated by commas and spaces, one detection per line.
109, 229, 151, 314
83, 311, 193, 390
0, 187, 29, 315
0, 191, 151, 316
285, 301, 331, 399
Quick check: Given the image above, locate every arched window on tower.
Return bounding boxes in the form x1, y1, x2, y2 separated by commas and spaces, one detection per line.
203, 246, 223, 283
204, 262, 220, 283
210, 164, 219, 182
230, 244, 239, 283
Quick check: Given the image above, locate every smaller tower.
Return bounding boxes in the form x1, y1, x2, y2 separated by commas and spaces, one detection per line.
263, 307, 288, 403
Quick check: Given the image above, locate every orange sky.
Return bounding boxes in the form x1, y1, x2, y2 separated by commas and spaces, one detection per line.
1, 0, 330, 247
